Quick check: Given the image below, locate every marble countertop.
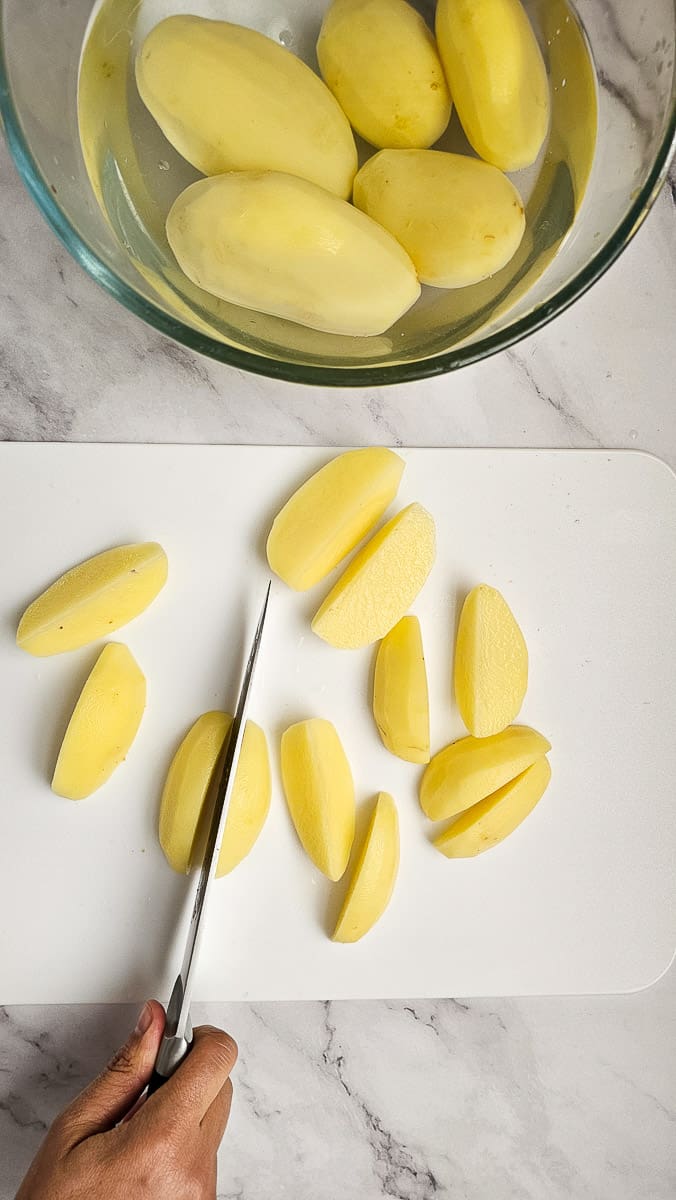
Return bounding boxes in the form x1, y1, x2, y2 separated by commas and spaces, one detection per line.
1, 136, 675, 1199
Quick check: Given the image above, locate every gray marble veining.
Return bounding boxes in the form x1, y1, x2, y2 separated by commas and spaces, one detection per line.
1, 132, 675, 1199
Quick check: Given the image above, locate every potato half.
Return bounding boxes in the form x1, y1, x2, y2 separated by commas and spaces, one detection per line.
267, 449, 404, 591
159, 712, 271, 877
17, 542, 167, 656
434, 757, 551, 857
420, 726, 551, 822
333, 792, 400, 942
373, 616, 430, 763
52, 643, 146, 800
281, 718, 355, 880
312, 503, 436, 649
454, 585, 528, 737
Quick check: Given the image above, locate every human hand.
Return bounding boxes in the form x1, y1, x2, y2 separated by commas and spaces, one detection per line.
15, 1000, 237, 1199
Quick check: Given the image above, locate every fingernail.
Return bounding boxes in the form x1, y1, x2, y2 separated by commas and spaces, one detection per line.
134, 1002, 152, 1037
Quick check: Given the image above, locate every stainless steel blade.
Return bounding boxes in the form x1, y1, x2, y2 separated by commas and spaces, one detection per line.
162, 581, 271, 1055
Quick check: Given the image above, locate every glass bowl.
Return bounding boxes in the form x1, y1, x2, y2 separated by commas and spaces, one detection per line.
1, 0, 674, 386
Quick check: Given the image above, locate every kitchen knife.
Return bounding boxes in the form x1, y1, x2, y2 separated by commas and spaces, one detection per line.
147, 581, 271, 1095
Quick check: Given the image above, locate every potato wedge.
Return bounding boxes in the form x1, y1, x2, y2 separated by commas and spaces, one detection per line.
166, 172, 420, 337
373, 616, 430, 763
454, 585, 528, 737
159, 712, 271, 877
52, 643, 146, 800
353, 150, 526, 288
312, 503, 436, 649
333, 792, 400, 942
267, 449, 404, 591
317, 0, 451, 150
435, 0, 550, 171
434, 757, 551, 857
281, 719, 355, 880
17, 542, 168, 657
136, 15, 357, 198
420, 725, 551, 821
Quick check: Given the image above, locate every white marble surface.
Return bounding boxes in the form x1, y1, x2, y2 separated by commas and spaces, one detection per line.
1, 134, 675, 1198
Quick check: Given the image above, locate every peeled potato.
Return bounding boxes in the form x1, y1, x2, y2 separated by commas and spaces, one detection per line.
52, 644, 146, 800
420, 725, 551, 821
455, 585, 528, 738
373, 616, 430, 763
353, 150, 526, 288
159, 712, 271, 877
136, 15, 357, 198
167, 172, 420, 337
317, 0, 451, 150
17, 542, 167, 657
281, 719, 355, 880
312, 503, 436, 649
435, 0, 550, 171
333, 792, 400, 943
434, 757, 551, 857
267, 449, 404, 591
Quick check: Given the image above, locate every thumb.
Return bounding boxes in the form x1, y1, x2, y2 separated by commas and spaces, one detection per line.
58, 1000, 166, 1148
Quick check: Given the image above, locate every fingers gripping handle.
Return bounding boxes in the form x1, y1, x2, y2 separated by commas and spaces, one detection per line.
146, 1029, 193, 1096
147, 973, 193, 1096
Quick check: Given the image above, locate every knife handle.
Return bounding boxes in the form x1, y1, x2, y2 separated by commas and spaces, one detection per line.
146, 1030, 193, 1097
146, 1067, 171, 1098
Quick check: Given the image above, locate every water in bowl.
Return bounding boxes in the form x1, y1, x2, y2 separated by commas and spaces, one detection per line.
77, 0, 598, 367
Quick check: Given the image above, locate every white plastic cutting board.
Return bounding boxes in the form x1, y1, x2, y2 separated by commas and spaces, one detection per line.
0, 445, 674, 1003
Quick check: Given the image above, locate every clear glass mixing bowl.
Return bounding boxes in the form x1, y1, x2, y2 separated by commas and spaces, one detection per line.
1, 0, 674, 385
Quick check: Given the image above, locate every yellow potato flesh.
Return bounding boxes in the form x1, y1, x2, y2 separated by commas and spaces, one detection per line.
317, 0, 451, 150
333, 792, 400, 943
435, 0, 550, 171
420, 725, 551, 821
281, 719, 355, 880
353, 150, 526, 288
52, 643, 146, 800
136, 15, 357, 198
434, 757, 551, 857
267, 448, 404, 591
16, 542, 168, 657
373, 616, 430, 763
159, 713, 271, 877
312, 503, 436, 649
166, 172, 420, 337
454, 585, 528, 737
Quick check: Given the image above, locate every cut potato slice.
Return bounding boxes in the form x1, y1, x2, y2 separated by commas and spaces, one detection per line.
435, 0, 550, 171
312, 503, 436, 649
136, 15, 357, 197
281, 719, 355, 880
52, 643, 146, 800
333, 792, 400, 943
373, 616, 430, 763
420, 725, 551, 821
17, 542, 168, 657
267, 448, 404, 591
216, 720, 271, 877
159, 712, 271, 877
454, 585, 528, 737
434, 757, 551, 857
317, 0, 451, 150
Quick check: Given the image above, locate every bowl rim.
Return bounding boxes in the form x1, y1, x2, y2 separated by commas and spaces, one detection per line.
1, 25, 675, 387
